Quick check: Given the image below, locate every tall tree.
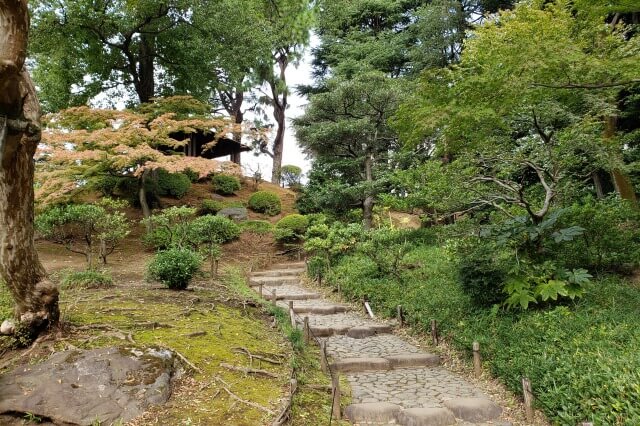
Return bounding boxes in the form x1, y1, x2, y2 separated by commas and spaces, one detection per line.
256, 0, 313, 184
30, 0, 204, 108
295, 73, 402, 228
0, 0, 59, 335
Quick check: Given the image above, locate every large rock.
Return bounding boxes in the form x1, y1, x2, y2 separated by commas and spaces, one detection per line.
0, 346, 177, 425
217, 207, 248, 221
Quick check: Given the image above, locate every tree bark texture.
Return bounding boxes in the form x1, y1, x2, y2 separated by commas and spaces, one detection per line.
604, 116, 637, 205
135, 34, 155, 103
270, 53, 288, 185
363, 152, 374, 230
0, 0, 59, 331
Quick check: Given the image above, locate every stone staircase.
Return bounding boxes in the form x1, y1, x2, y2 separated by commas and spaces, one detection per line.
250, 262, 507, 425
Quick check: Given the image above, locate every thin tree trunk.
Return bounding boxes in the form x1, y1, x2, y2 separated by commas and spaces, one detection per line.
0, 0, 59, 334
363, 152, 374, 230
270, 53, 288, 185
231, 88, 244, 165
139, 168, 152, 231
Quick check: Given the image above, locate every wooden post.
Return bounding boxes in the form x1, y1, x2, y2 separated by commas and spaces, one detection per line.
320, 340, 328, 373
522, 377, 533, 423
364, 301, 375, 319
303, 316, 310, 344
259, 283, 263, 298
431, 319, 439, 346
271, 289, 277, 306
288, 301, 296, 327
472, 341, 481, 378
331, 373, 341, 420
396, 305, 403, 327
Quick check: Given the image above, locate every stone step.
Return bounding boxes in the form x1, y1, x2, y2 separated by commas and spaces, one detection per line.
276, 300, 351, 315
268, 262, 306, 269
250, 268, 305, 277
307, 323, 392, 338
331, 354, 440, 373
276, 293, 321, 301
344, 397, 502, 425
249, 276, 300, 286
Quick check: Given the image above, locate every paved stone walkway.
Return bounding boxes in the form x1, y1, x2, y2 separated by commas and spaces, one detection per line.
250, 262, 507, 425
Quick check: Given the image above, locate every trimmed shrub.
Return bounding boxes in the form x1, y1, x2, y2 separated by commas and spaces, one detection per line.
157, 169, 191, 199
147, 248, 203, 290
212, 174, 241, 195
183, 168, 200, 183
248, 191, 281, 216
240, 220, 273, 234
197, 200, 225, 216
60, 269, 113, 289
275, 214, 309, 242
191, 215, 241, 244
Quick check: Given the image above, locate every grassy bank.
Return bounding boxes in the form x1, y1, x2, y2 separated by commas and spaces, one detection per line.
325, 243, 640, 424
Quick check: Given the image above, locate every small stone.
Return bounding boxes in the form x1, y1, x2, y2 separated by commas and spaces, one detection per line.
344, 402, 402, 423
0, 320, 15, 335
216, 207, 247, 221
395, 407, 457, 426
443, 397, 502, 422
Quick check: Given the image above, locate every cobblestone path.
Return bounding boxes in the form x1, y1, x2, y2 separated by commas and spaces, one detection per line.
251, 262, 508, 425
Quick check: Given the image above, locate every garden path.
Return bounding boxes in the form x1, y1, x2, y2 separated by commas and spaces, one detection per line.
250, 262, 509, 426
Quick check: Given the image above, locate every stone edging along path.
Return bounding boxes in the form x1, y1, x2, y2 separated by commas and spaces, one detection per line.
250, 262, 509, 426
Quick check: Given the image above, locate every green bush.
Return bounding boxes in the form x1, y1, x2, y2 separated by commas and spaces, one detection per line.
92, 175, 122, 196
147, 248, 202, 290
274, 214, 309, 242
157, 169, 191, 199
183, 168, 200, 183
191, 215, 241, 244
240, 220, 273, 234
197, 200, 225, 216
212, 174, 241, 195
248, 191, 282, 216
61, 269, 113, 289
457, 243, 508, 307
142, 206, 197, 250
556, 197, 640, 272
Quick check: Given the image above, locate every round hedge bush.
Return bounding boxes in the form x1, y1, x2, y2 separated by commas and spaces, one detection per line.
212, 174, 241, 195
197, 200, 225, 216
248, 191, 281, 216
157, 169, 191, 199
276, 214, 309, 234
191, 215, 241, 244
147, 248, 202, 290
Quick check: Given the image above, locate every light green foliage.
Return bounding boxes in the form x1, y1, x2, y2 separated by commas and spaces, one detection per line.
280, 164, 302, 188
147, 248, 203, 290
239, 220, 274, 234
60, 269, 114, 289
191, 215, 241, 245
36, 198, 130, 267
274, 214, 309, 242
317, 228, 640, 423
247, 191, 282, 216
211, 174, 241, 195
142, 206, 197, 250
156, 170, 191, 199
197, 200, 225, 216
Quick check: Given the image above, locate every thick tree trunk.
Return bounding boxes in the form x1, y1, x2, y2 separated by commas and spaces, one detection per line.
592, 171, 605, 199
0, 0, 59, 333
604, 116, 637, 205
135, 34, 155, 104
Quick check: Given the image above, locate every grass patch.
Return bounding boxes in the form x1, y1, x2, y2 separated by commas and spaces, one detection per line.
59, 281, 291, 426
326, 241, 640, 424
0, 282, 12, 320
60, 269, 114, 289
